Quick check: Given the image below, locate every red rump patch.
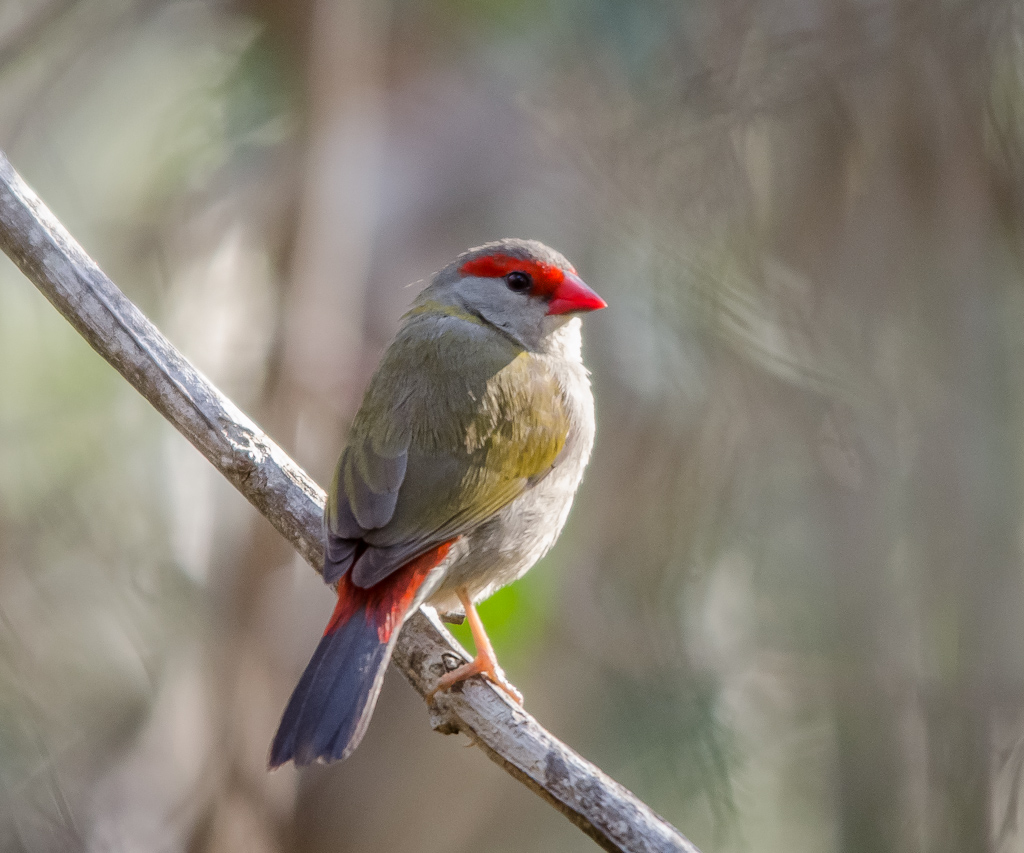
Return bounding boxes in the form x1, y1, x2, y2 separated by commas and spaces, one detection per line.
459, 253, 573, 298
324, 540, 456, 642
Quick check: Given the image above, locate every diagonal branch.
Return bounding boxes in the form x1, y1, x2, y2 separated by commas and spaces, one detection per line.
0, 150, 701, 853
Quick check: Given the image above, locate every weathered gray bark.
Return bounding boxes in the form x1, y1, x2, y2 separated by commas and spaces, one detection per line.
0, 149, 701, 853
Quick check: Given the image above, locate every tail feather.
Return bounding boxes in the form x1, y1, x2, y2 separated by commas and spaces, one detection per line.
270, 614, 392, 766
269, 539, 456, 767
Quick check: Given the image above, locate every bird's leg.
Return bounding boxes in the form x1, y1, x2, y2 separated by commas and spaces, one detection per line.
428, 589, 524, 705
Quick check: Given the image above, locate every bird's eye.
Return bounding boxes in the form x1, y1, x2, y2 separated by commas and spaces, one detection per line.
505, 271, 532, 293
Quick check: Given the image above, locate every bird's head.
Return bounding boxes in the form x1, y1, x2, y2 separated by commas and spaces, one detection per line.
419, 239, 606, 350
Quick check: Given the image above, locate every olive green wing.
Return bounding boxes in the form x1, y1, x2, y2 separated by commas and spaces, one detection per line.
324, 322, 569, 588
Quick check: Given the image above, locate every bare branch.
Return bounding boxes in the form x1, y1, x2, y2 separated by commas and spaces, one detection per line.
0, 149, 701, 853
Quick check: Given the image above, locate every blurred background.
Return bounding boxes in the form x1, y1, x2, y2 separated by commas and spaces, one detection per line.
3, 0, 1024, 851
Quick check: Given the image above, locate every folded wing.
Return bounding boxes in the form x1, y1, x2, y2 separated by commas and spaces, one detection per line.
324, 322, 570, 588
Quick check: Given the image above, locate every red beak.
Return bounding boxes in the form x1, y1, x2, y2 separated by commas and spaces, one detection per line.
546, 272, 608, 316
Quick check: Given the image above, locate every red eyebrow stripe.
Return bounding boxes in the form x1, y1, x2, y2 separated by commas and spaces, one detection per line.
459, 253, 572, 297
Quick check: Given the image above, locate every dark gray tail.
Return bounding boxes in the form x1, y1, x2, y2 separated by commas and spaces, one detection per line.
270, 539, 455, 767
269, 612, 393, 767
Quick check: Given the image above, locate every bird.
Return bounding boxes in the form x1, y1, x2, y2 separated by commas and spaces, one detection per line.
269, 238, 606, 767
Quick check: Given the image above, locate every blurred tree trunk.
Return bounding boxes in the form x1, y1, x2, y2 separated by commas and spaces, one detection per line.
772, 90, 911, 847
194, 1, 386, 851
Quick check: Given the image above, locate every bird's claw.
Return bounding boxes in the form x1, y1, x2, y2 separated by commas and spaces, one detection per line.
428, 656, 524, 706
493, 675, 524, 706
